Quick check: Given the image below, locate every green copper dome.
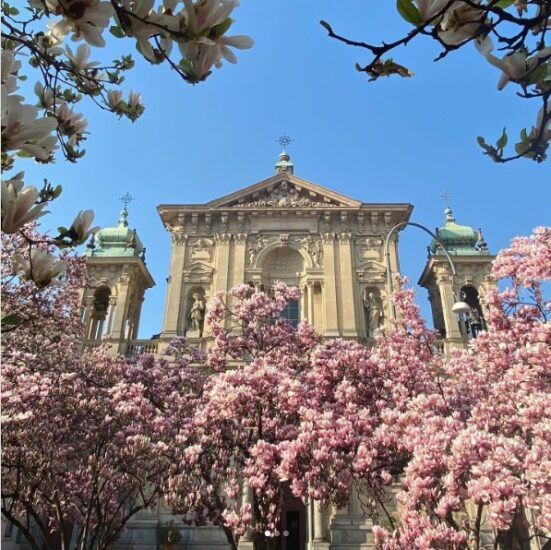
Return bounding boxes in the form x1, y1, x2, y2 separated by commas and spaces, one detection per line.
430, 207, 489, 256
86, 207, 144, 258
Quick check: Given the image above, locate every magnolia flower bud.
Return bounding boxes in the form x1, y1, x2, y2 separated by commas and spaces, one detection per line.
69, 209, 98, 244
14, 249, 67, 289
1, 177, 49, 233
128, 91, 142, 108
107, 89, 123, 110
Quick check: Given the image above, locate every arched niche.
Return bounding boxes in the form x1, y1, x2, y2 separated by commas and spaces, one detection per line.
260, 246, 307, 287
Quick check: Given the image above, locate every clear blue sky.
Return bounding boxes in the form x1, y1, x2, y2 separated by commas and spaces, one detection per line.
19, 1, 550, 338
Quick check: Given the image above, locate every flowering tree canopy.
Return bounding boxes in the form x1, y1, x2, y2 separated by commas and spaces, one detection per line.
1, 229, 206, 550
167, 284, 320, 549
321, 2, 551, 163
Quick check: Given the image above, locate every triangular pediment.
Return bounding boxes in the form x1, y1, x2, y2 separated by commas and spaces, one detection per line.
207, 172, 361, 209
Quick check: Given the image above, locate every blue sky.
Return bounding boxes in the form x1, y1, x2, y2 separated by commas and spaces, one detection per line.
19, 1, 550, 337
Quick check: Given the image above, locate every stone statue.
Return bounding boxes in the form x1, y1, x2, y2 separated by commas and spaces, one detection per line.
188, 293, 205, 336
363, 289, 383, 338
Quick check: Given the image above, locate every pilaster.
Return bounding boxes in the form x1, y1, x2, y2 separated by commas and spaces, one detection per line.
338, 232, 358, 337
436, 267, 462, 340
214, 233, 232, 293
232, 233, 248, 288
110, 275, 129, 340
321, 233, 339, 337
161, 233, 187, 338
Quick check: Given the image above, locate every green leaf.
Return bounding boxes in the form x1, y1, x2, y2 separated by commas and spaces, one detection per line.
396, 0, 422, 25
493, 0, 514, 7
496, 128, 508, 150
210, 17, 232, 40
110, 25, 125, 38
527, 64, 548, 85
1, 313, 23, 328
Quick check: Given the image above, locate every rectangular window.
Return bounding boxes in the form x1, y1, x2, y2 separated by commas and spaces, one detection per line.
281, 299, 300, 328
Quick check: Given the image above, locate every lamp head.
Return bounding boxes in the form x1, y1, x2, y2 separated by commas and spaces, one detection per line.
452, 301, 471, 315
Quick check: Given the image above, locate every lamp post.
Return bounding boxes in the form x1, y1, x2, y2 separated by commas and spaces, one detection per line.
383, 221, 470, 323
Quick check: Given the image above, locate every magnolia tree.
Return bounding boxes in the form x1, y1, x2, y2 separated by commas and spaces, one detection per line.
277, 227, 550, 549
1, 0, 253, 315
167, 283, 320, 549
1, 229, 206, 550
321, 1, 551, 162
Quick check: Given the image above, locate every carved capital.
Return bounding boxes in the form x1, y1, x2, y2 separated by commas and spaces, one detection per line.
234, 232, 248, 245
339, 231, 353, 244
214, 232, 232, 244
321, 232, 335, 244
171, 230, 187, 245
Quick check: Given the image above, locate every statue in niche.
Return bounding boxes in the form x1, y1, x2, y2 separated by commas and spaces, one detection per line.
187, 293, 205, 337
363, 288, 384, 338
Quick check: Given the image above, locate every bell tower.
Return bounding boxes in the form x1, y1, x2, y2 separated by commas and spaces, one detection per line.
418, 207, 495, 348
81, 199, 155, 354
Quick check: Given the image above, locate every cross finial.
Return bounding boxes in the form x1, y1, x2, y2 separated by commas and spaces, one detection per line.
120, 193, 134, 208
440, 190, 452, 207
276, 133, 294, 150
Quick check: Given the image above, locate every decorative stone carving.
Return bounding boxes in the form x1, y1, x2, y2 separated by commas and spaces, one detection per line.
188, 238, 213, 262
363, 288, 384, 338
357, 236, 383, 261
214, 232, 232, 244
233, 181, 343, 208
247, 235, 269, 266
321, 232, 335, 244
300, 235, 323, 268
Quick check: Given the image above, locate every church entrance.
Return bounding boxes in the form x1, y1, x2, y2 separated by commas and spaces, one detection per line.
259, 484, 306, 550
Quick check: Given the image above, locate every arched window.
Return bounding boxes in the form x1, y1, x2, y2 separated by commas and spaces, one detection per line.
460, 285, 486, 338
89, 286, 111, 340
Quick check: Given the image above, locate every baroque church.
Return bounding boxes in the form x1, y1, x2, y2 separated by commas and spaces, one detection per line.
3, 150, 495, 550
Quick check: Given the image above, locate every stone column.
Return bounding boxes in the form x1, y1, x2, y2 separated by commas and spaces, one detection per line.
238, 481, 255, 550
307, 281, 315, 325
436, 267, 462, 340
321, 233, 339, 337
82, 298, 93, 337
312, 501, 329, 548
338, 232, 358, 337
105, 297, 117, 336
161, 233, 187, 338
300, 283, 308, 322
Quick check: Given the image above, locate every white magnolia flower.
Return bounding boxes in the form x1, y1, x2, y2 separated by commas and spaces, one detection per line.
1, 49, 22, 94
1, 175, 49, 233
128, 91, 142, 108
14, 249, 67, 289
119, 0, 161, 62
65, 43, 101, 73
438, 1, 485, 46
48, 0, 113, 47
56, 103, 88, 137
178, 0, 253, 80
107, 89, 123, 110
69, 209, 98, 244
1, 88, 58, 161
414, 0, 449, 24
476, 36, 551, 90
34, 82, 57, 111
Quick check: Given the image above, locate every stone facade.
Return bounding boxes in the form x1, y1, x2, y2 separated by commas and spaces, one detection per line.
3, 155, 499, 550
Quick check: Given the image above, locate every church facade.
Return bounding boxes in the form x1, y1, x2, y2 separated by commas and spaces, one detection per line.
2, 152, 496, 550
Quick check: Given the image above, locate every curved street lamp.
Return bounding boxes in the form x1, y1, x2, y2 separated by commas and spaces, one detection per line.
383, 221, 471, 322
